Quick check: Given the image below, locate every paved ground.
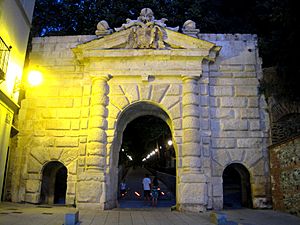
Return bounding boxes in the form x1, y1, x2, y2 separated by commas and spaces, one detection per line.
1, 168, 299, 225
118, 167, 175, 208
1, 202, 300, 225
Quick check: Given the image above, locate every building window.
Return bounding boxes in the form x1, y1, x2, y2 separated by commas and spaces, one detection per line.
0, 37, 12, 81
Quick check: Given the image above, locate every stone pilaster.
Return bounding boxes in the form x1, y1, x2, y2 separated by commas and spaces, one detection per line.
86, 75, 110, 171
182, 76, 201, 172
76, 75, 110, 209
179, 75, 208, 212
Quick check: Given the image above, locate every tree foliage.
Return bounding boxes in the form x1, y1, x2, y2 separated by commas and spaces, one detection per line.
31, 0, 299, 99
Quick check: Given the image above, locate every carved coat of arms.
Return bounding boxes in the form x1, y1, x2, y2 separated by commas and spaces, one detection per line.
114, 8, 178, 49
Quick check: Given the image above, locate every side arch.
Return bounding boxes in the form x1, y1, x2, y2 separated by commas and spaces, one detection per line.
222, 163, 252, 208
40, 161, 67, 204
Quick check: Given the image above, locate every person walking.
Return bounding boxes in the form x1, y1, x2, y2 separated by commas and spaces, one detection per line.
151, 176, 159, 207
120, 179, 127, 198
142, 174, 151, 204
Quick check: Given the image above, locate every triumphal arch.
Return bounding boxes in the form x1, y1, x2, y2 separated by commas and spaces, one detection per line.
7, 8, 271, 212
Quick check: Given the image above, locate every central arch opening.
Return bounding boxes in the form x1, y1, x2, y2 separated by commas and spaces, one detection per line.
111, 102, 177, 209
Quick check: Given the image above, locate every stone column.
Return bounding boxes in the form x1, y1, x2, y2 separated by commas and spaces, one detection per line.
77, 75, 110, 209
180, 75, 207, 212
86, 75, 110, 171
182, 76, 201, 171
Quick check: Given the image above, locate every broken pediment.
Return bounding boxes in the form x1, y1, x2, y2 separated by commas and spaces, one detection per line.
73, 8, 221, 64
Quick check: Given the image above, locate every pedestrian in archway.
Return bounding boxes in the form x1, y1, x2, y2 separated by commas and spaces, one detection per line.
151, 176, 159, 207
142, 174, 151, 204
120, 179, 127, 198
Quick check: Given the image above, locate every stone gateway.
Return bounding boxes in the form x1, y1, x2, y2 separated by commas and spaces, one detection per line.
7, 9, 271, 212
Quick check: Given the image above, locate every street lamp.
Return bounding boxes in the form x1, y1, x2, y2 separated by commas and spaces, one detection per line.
27, 70, 43, 86
167, 140, 172, 146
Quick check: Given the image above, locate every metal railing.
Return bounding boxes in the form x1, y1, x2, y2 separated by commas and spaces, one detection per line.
0, 36, 12, 80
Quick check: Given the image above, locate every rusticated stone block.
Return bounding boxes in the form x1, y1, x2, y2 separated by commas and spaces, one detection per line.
240, 108, 260, 119
46, 119, 71, 130
221, 119, 248, 131
210, 86, 233, 96
56, 137, 79, 147
220, 97, 247, 108
110, 96, 129, 110
59, 87, 83, 97
57, 108, 81, 119
89, 116, 107, 129
179, 183, 207, 204
87, 142, 106, 156
235, 86, 257, 96
182, 93, 199, 106
167, 84, 181, 95
182, 104, 199, 117
182, 143, 201, 156
183, 129, 200, 143
237, 138, 262, 148
182, 156, 201, 168
212, 138, 235, 148
86, 155, 105, 167
219, 64, 243, 72
168, 102, 181, 119
46, 98, 74, 108
183, 117, 200, 129
161, 96, 181, 110
25, 193, 40, 204
88, 128, 106, 142
26, 180, 40, 193
77, 181, 102, 202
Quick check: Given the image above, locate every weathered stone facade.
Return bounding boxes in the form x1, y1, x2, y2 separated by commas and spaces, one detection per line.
269, 135, 300, 216
7, 9, 271, 211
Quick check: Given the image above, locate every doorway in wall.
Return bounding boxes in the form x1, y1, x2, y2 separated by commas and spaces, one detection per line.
40, 161, 67, 205
223, 163, 252, 209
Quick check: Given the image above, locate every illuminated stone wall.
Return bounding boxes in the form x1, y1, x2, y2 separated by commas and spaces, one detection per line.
8, 29, 271, 211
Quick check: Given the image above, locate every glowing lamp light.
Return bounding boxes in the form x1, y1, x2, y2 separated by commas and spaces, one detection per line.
134, 191, 140, 197
28, 70, 43, 86
167, 140, 173, 146
155, 149, 158, 153
161, 191, 165, 195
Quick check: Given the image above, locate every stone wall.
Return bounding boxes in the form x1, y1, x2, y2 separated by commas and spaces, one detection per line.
7, 31, 271, 211
269, 135, 300, 216
199, 34, 271, 209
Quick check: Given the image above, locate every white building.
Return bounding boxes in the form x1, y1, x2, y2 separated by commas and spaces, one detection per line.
0, 0, 36, 201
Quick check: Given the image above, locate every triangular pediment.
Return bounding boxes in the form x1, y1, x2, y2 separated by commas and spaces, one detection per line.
73, 8, 221, 63
73, 28, 220, 62
75, 28, 216, 50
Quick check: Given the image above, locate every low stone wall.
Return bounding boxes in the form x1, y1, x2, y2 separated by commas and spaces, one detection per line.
269, 135, 300, 216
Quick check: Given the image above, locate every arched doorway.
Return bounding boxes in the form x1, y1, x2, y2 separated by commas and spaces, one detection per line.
222, 163, 252, 209
40, 161, 67, 205
108, 102, 177, 208
118, 115, 176, 207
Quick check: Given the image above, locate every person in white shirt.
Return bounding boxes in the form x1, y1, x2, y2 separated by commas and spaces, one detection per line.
142, 174, 151, 204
